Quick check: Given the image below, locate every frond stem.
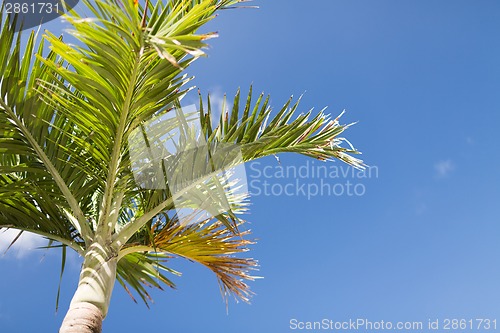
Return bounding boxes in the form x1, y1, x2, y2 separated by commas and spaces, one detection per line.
97, 45, 143, 238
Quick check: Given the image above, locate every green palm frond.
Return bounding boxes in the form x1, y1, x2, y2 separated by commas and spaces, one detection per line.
116, 251, 179, 306
0, 174, 84, 252
200, 87, 365, 167
0, 11, 90, 247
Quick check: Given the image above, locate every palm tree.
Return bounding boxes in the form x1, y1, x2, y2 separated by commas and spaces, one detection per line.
0, 0, 364, 332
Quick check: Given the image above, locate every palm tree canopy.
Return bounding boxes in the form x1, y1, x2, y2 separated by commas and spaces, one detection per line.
0, 0, 364, 306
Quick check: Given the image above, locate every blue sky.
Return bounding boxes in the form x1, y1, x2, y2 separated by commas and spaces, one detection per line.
2, 0, 500, 332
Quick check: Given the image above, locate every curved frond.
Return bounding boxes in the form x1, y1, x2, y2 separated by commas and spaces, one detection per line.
120, 214, 257, 304
0, 12, 92, 245
0, 175, 84, 252
200, 87, 365, 168
116, 251, 179, 306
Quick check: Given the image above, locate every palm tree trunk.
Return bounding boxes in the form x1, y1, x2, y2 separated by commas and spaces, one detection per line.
59, 242, 118, 333
59, 302, 103, 333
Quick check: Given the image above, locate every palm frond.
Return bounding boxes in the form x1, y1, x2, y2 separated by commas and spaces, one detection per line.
201, 87, 365, 168
120, 213, 257, 303
116, 251, 179, 306
0, 12, 92, 245
0, 175, 84, 252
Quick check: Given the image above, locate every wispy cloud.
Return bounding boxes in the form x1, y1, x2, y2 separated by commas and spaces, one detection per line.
0, 229, 46, 259
434, 159, 455, 178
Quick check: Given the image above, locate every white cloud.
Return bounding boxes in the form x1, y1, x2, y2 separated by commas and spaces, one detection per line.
434, 159, 455, 178
0, 229, 46, 259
